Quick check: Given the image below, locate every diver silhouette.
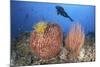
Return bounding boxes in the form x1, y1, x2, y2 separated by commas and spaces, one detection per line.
56, 6, 74, 22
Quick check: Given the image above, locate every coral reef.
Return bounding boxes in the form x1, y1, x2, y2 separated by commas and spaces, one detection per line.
10, 23, 95, 66
65, 23, 85, 59
10, 31, 95, 66
30, 22, 63, 60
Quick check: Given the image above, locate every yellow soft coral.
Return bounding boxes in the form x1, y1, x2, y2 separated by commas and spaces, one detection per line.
34, 22, 47, 33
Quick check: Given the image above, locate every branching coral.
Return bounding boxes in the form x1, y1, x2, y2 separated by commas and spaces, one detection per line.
30, 22, 62, 60
65, 23, 85, 59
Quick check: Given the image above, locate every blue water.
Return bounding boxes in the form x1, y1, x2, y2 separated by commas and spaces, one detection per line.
11, 1, 95, 38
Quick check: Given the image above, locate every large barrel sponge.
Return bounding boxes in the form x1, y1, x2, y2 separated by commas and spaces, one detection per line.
30, 22, 63, 60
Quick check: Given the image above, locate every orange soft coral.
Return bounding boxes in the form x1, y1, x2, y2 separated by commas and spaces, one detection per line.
30, 23, 62, 60
65, 23, 85, 58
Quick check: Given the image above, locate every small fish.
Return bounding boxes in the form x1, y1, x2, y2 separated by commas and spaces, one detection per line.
25, 13, 29, 20
86, 32, 95, 38
56, 6, 74, 22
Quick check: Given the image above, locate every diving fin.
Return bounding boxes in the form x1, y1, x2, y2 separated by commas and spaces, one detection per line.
68, 16, 74, 22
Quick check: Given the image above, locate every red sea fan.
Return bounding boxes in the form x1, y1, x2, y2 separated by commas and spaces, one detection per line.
65, 23, 85, 58
30, 23, 62, 60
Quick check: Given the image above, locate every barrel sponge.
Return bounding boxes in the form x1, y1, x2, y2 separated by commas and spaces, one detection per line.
30, 22, 63, 60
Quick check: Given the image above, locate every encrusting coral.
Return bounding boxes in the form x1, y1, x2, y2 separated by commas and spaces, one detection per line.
65, 23, 85, 59
30, 21, 63, 60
